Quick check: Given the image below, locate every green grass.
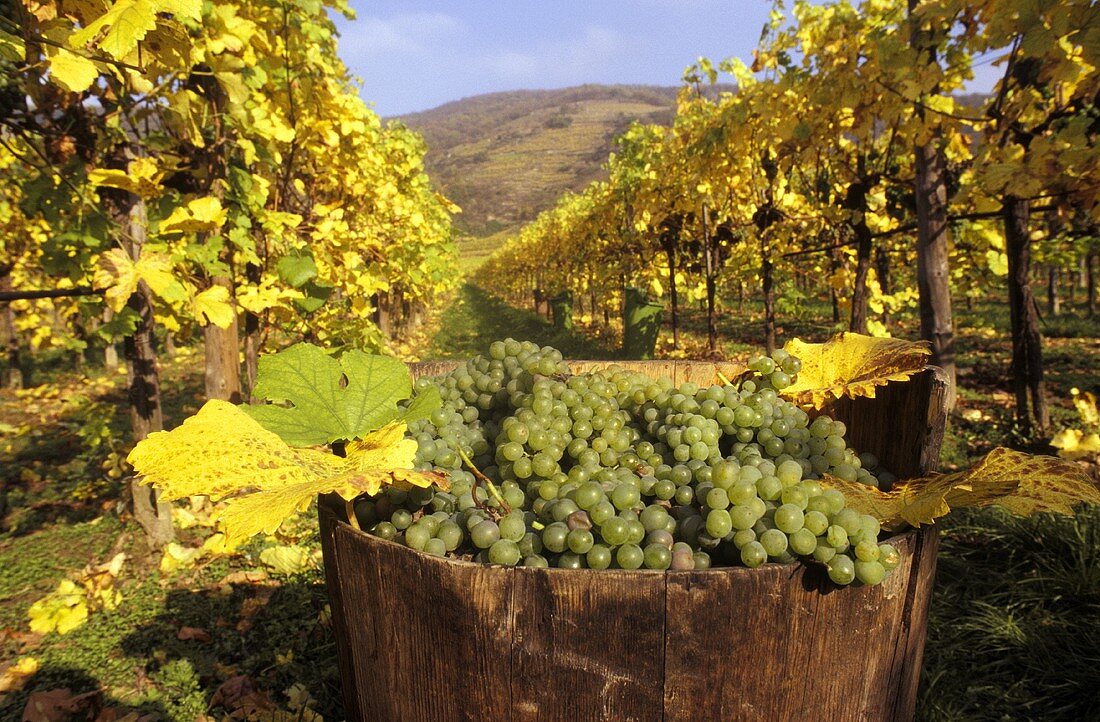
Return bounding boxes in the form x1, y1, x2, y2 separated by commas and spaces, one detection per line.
918, 506, 1100, 721
424, 282, 618, 360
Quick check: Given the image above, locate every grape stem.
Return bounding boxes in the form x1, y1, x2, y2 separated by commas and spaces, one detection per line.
345, 497, 361, 531
457, 447, 512, 514
716, 370, 735, 386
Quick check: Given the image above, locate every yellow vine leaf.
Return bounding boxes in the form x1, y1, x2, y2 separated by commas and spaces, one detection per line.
86, 158, 164, 197
824, 448, 1100, 529
160, 196, 227, 234
94, 248, 180, 312
48, 48, 99, 92
192, 285, 235, 328
781, 332, 932, 409
68, 0, 200, 61
127, 400, 447, 544
259, 544, 315, 576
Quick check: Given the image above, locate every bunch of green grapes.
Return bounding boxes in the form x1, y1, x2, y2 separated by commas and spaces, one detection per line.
360, 339, 899, 587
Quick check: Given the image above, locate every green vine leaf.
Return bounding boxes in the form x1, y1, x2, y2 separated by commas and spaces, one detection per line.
243, 343, 419, 446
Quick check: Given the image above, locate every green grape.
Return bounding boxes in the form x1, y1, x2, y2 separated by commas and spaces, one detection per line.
600, 517, 629, 546
558, 552, 585, 569
759, 529, 789, 557
590, 500, 617, 525
878, 543, 901, 571
542, 522, 569, 553
827, 554, 856, 585
855, 560, 886, 585
616, 544, 644, 569
489, 539, 521, 566
640, 504, 671, 532
756, 475, 782, 501
390, 509, 413, 530
774, 504, 805, 534
471, 520, 501, 549
813, 541, 837, 563
611, 483, 641, 510
643, 543, 673, 570
372, 522, 397, 541
424, 538, 447, 556
730, 504, 758, 531
567, 529, 595, 554
396, 339, 901, 588
705, 487, 730, 510
854, 539, 881, 562
803, 510, 829, 536
789, 528, 817, 556
589, 548, 616, 567
732, 529, 756, 548
741, 541, 767, 568
826, 524, 849, 552
705, 509, 733, 539
405, 524, 431, 552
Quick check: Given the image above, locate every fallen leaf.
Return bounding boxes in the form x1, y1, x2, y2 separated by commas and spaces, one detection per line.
22, 689, 98, 722
258, 545, 313, 576
218, 570, 268, 586
0, 656, 38, 694
177, 626, 211, 643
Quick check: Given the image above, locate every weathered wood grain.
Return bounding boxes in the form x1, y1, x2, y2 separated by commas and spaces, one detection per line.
510, 568, 666, 722
319, 360, 946, 721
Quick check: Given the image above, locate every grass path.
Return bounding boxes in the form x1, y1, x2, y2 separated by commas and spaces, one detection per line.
422, 282, 618, 360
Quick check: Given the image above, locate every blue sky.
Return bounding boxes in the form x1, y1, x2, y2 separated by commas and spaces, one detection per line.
332, 1, 1001, 117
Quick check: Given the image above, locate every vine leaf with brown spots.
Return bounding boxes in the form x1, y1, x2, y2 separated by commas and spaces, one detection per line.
781, 333, 932, 410
825, 447, 1100, 529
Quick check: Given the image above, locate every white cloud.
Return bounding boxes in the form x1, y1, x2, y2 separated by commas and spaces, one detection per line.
336, 12, 465, 56
475, 26, 625, 83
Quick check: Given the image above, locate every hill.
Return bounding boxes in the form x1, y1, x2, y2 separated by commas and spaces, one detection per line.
396, 85, 692, 263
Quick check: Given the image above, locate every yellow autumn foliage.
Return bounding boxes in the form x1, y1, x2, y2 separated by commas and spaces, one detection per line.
825, 448, 1100, 529
780, 333, 932, 409
127, 400, 446, 544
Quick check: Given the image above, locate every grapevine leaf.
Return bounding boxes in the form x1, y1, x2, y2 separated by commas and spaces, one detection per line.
68, 0, 200, 61
399, 385, 442, 424
93, 249, 181, 312
0, 656, 38, 695
127, 401, 446, 544
244, 343, 411, 446
1072, 388, 1099, 426
87, 158, 164, 197
824, 448, 1100, 529
781, 332, 932, 409
160, 196, 227, 234
276, 252, 318, 288
192, 285, 235, 328
48, 49, 99, 92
